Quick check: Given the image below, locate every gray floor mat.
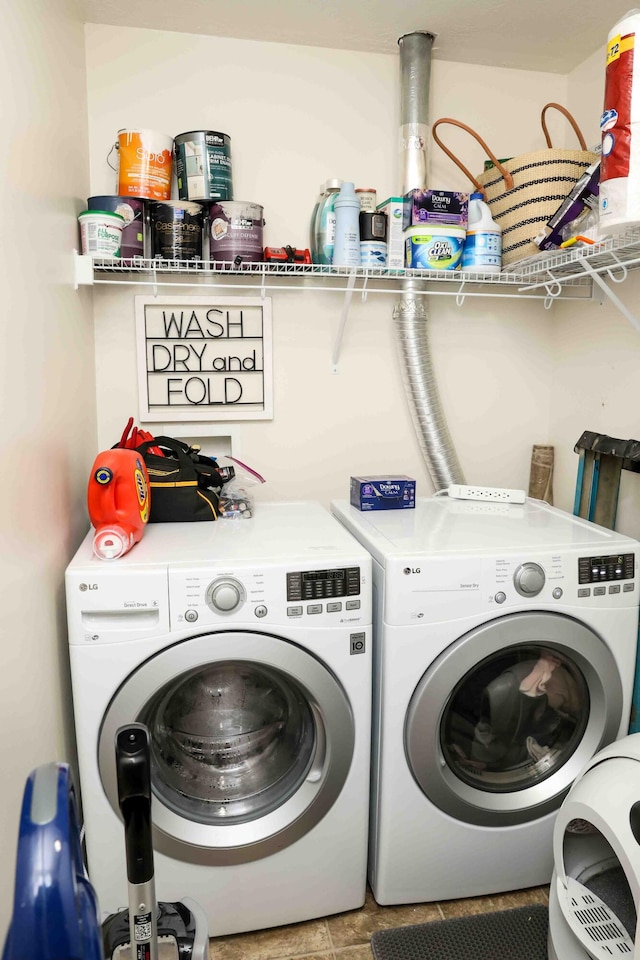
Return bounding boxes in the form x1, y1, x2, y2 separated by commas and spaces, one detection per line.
370, 904, 548, 960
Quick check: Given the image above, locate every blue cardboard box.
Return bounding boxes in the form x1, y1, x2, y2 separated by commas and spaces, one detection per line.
350, 475, 416, 511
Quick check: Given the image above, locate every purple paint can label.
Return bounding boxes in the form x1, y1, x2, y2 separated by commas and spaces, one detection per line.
208, 201, 264, 263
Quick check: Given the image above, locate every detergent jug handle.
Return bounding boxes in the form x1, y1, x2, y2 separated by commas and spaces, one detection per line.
3, 763, 103, 960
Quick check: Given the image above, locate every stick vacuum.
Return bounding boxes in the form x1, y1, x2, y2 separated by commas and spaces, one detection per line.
102, 723, 209, 960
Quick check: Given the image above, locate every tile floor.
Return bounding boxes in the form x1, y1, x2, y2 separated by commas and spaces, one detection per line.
208, 884, 549, 960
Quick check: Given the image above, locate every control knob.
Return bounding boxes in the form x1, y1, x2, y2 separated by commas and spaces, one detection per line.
205, 577, 246, 614
513, 562, 546, 597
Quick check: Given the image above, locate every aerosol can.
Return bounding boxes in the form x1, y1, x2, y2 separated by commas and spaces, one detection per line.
87, 448, 150, 560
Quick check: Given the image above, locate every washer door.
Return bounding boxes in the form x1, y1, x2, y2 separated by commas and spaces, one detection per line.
405, 612, 623, 826
98, 630, 354, 864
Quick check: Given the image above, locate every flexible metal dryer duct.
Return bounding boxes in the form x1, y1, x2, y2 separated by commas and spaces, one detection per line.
395, 32, 465, 490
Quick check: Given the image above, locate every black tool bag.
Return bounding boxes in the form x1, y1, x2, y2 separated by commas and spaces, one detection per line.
135, 436, 224, 522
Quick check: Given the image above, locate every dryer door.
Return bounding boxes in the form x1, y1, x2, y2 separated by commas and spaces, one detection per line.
405, 611, 622, 826
98, 630, 354, 864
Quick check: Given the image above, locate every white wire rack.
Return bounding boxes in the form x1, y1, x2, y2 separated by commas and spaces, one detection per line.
74, 227, 640, 338
73, 251, 592, 305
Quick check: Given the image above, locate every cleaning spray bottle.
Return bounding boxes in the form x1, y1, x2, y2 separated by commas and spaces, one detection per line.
87, 448, 150, 560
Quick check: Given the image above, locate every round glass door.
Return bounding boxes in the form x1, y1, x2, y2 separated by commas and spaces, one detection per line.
442, 646, 589, 793
140, 661, 317, 826
405, 612, 623, 826
98, 631, 354, 864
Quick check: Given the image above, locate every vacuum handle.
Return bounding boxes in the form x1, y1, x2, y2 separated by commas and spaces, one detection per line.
115, 723, 154, 886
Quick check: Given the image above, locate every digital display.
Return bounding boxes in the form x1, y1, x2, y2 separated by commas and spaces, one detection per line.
302, 570, 345, 581
578, 552, 635, 584
287, 566, 360, 601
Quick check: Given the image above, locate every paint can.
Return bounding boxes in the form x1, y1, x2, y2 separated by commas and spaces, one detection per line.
208, 201, 264, 263
88, 196, 146, 259
78, 210, 124, 258
112, 129, 173, 201
174, 130, 233, 201
149, 200, 204, 261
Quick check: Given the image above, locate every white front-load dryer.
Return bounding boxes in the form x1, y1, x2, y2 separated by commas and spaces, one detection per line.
65, 502, 372, 936
331, 496, 640, 905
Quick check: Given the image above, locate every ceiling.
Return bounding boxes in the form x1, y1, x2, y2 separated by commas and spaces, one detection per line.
80, 0, 632, 73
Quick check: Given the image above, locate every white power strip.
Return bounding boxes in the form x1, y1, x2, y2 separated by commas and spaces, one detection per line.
448, 484, 526, 504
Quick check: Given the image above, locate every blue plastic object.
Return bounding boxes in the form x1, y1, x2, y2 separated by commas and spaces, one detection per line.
3, 762, 103, 960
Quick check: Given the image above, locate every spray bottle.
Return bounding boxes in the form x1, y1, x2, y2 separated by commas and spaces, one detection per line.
87, 448, 150, 560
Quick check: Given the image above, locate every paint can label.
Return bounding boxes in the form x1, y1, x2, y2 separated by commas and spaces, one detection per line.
208, 201, 264, 262
149, 201, 204, 261
175, 131, 233, 201
116, 129, 173, 201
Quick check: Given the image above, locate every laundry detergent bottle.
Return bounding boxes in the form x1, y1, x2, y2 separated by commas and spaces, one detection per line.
87, 448, 150, 560
462, 192, 502, 273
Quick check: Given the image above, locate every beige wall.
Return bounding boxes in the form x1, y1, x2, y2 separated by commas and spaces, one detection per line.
549, 45, 640, 539
0, 0, 96, 937
86, 25, 566, 504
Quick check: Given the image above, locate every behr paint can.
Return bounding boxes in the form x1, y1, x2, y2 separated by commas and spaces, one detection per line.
174, 131, 233, 201
88, 196, 146, 259
208, 201, 264, 263
149, 200, 204, 262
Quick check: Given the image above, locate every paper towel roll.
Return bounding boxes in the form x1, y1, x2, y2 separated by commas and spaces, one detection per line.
600, 9, 640, 231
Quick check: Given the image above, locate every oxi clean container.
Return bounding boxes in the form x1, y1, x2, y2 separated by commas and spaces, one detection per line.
405, 225, 465, 270
78, 210, 124, 258
115, 128, 173, 201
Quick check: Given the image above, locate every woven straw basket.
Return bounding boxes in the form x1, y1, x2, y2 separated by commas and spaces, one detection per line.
432, 104, 598, 266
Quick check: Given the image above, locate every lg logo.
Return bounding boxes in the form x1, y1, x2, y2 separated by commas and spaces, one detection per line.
403, 567, 421, 575
79, 583, 98, 592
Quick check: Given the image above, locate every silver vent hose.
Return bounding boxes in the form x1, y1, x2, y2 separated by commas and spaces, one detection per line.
396, 32, 465, 490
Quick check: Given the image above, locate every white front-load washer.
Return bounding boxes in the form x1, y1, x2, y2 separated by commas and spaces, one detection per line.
331, 496, 640, 905
65, 502, 372, 936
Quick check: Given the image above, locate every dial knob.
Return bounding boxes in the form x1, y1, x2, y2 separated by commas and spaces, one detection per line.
513, 562, 546, 597
206, 577, 246, 613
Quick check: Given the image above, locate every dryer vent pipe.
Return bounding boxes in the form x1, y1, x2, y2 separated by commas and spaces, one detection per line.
395, 32, 465, 491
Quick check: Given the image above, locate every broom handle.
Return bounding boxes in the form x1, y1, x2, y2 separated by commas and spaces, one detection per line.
541, 102, 589, 150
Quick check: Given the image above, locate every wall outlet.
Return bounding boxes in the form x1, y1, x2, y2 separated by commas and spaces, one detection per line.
448, 484, 526, 504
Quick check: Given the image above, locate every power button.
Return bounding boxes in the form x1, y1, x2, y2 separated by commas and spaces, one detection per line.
185, 609, 198, 623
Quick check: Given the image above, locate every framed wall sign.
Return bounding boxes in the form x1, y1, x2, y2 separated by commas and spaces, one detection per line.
135, 295, 273, 422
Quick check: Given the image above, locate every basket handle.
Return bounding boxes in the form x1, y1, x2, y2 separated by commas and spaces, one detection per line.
541, 102, 589, 150
431, 118, 515, 198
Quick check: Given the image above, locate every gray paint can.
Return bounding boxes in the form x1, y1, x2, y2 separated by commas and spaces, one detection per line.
174, 131, 233, 201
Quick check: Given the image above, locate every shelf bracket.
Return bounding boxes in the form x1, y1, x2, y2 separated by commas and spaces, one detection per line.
579, 257, 640, 332
260, 263, 267, 301
331, 270, 358, 374
455, 280, 467, 307
73, 250, 94, 289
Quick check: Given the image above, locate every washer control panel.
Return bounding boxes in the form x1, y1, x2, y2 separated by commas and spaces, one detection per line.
578, 553, 635, 585
168, 562, 368, 628
286, 567, 361, 602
